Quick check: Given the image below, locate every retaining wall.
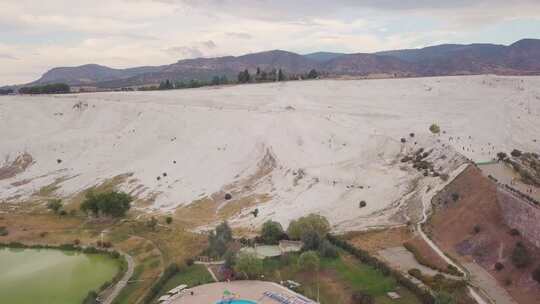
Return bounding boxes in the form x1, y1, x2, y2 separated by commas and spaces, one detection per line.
497, 188, 540, 248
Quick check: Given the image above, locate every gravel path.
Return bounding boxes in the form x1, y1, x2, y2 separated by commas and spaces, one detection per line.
101, 252, 135, 304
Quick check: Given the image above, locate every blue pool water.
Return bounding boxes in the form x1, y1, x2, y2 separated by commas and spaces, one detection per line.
216, 300, 256, 304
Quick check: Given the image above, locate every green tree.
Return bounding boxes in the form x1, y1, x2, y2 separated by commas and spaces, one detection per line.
278, 69, 286, 81
235, 252, 263, 279
301, 230, 322, 251
165, 216, 173, 224
238, 69, 251, 83
47, 199, 63, 214
159, 79, 174, 90
307, 69, 319, 79
223, 249, 236, 269
319, 240, 339, 258
298, 251, 320, 272
207, 221, 233, 257
80, 191, 133, 218
429, 123, 441, 134
261, 220, 284, 245
287, 214, 330, 240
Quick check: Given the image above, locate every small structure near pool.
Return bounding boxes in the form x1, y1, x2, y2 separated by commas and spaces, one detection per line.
240, 241, 303, 259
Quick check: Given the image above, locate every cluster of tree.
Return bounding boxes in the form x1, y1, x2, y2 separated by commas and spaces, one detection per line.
139, 76, 230, 91
0, 88, 13, 95
80, 190, 133, 218
206, 221, 233, 258
19, 83, 70, 94
238, 67, 288, 83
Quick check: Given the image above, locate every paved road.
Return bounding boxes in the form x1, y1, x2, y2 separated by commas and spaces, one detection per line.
102, 252, 135, 304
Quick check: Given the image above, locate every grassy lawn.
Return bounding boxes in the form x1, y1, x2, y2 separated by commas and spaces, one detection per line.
261, 252, 421, 304
152, 265, 214, 303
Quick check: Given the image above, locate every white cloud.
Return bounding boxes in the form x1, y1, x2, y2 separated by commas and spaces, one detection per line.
0, 0, 539, 84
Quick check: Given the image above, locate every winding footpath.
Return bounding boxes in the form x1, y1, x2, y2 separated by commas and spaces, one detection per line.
416, 164, 489, 304
102, 252, 135, 304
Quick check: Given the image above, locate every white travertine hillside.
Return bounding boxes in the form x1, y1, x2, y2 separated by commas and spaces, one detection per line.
1, 75, 539, 230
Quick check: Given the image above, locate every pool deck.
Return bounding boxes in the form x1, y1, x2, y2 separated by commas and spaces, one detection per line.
169, 280, 314, 304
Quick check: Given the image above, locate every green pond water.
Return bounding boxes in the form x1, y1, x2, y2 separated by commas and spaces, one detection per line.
0, 247, 120, 304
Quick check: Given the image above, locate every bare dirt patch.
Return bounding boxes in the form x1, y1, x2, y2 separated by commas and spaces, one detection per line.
427, 166, 540, 304
343, 227, 414, 255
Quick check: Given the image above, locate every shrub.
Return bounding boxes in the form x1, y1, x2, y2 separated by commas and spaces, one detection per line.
352, 291, 374, 304
494, 262, 504, 271
224, 193, 232, 200
497, 152, 508, 161
82, 290, 98, 304
319, 240, 339, 258
451, 192, 459, 202
532, 267, 540, 284
511, 149, 522, 157
434, 291, 456, 304
503, 277, 512, 286
165, 216, 173, 224
429, 123, 441, 134
401, 138, 407, 143
509, 228, 520, 236
472, 225, 481, 234
511, 242, 531, 268
410, 133, 415, 138
47, 199, 63, 214
142, 263, 179, 303
0, 226, 8, 236
408, 268, 422, 279
59, 210, 67, 216
359, 201, 367, 208
298, 251, 320, 272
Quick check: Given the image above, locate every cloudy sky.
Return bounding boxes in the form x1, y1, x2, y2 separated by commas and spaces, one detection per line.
1, 0, 540, 85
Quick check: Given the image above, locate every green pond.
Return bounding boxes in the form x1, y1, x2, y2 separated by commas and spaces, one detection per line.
0, 247, 121, 304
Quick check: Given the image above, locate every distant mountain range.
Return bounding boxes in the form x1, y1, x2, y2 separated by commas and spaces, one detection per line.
11, 38, 540, 89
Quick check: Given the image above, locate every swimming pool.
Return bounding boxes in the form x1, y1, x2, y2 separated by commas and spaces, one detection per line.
216, 300, 256, 304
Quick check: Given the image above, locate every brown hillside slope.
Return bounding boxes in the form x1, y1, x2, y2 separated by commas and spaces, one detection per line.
427, 165, 540, 304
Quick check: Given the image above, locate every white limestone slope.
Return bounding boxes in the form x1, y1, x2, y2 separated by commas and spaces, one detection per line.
1, 75, 539, 230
